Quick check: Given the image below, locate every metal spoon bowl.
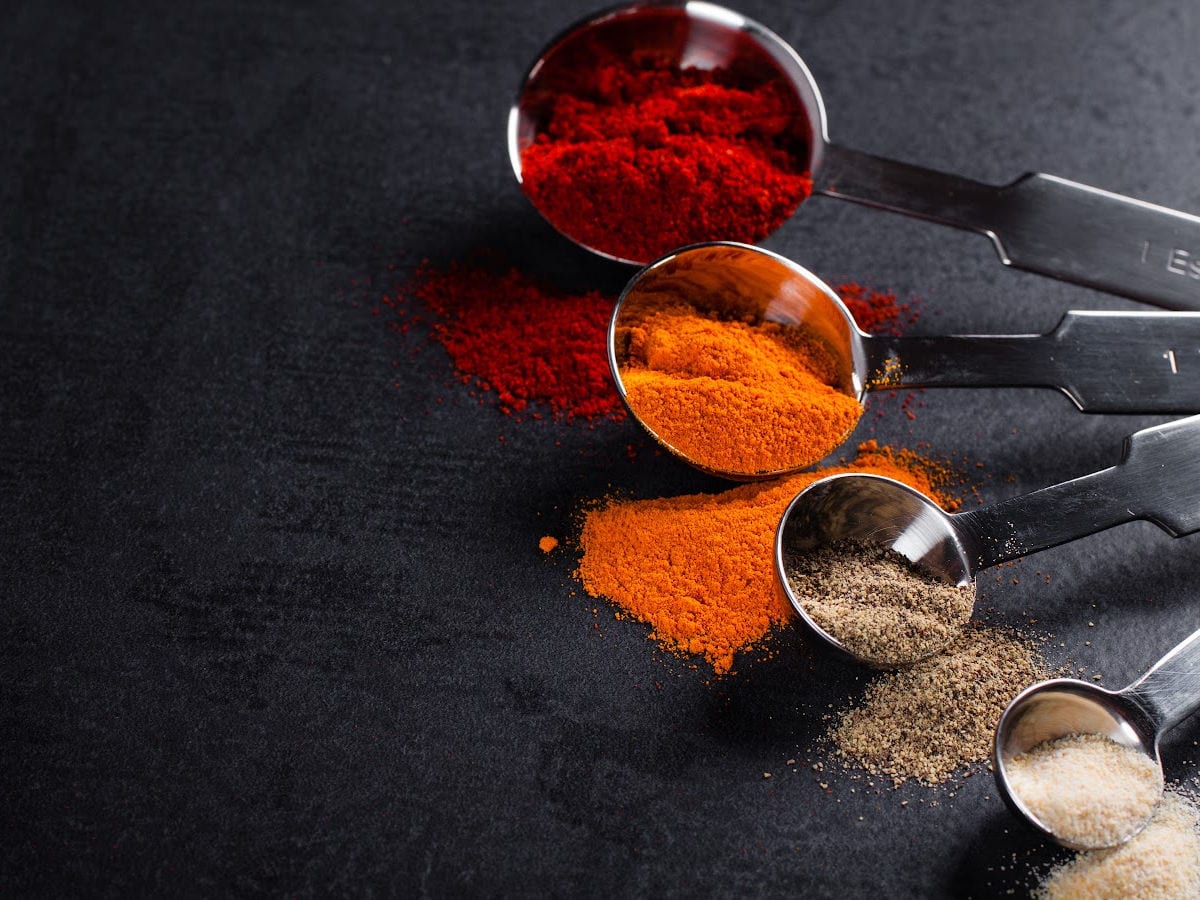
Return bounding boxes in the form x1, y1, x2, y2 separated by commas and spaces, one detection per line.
512, 2, 1200, 308
775, 416, 1200, 665
608, 243, 863, 479
774, 474, 973, 663
508, 3, 819, 265
994, 628, 1200, 850
992, 679, 1160, 850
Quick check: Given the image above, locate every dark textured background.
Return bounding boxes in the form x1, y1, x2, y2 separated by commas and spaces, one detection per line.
5, 1, 1200, 896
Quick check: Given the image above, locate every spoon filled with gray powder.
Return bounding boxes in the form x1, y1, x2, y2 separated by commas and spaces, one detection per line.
784, 540, 972, 667
775, 415, 1200, 666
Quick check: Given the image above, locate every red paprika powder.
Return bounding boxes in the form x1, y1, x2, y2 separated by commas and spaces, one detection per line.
519, 56, 812, 263
386, 259, 624, 421
381, 258, 915, 424
838, 281, 918, 335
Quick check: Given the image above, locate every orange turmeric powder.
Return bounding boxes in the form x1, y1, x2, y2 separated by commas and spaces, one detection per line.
577, 443, 959, 674
615, 297, 863, 476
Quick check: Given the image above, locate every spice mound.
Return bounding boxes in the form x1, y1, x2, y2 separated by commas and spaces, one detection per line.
519, 56, 812, 263
615, 300, 862, 475
576, 443, 955, 674
831, 628, 1048, 785
1007, 733, 1163, 849
785, 541, 974, 667
389, 259, 622, 422
1036, 789, 1200, 900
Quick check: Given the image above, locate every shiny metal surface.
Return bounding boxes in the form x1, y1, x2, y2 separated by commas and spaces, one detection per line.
611, 244, 1200, 479
608, 244, 859, 402
992, 679, 1158, 850
513, 3, 1200, 308
993, 628, 1200, 849
957, 415, 1200, 568
871, 310, 1200, 413
607, 242, 860, 479
774, 474, 974, 663
775, 415, 1200, 663
818, 147, 1200, 311
1125, 627, 1200, 735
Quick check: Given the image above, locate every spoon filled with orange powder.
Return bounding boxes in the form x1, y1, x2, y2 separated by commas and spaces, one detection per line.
609, 242, 1200, 478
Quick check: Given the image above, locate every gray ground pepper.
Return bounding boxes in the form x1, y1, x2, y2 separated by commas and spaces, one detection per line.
786, 541, 974, 667
831, 628, 1049, 785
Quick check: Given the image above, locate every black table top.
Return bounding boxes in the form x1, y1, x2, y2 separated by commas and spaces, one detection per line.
5, 1, 1200, 895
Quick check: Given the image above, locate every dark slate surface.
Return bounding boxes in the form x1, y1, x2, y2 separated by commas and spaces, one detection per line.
4, 1, 1200, 896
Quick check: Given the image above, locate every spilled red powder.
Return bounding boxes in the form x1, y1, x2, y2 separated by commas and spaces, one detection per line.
379, 259, 916, 422
836, 282, 918, 335
386, 260, 624, 421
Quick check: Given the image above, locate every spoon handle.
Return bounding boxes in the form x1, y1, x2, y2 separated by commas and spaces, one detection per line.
817, 143, 1200, 311
957, 415, 1200, 570
1121, 629, 1200, 734
864, 311, 1200, 413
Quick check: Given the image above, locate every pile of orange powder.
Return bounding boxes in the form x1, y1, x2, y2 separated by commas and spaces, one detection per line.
576, 442, 958, 674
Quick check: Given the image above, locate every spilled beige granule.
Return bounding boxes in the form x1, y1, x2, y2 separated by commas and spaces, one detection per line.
1037, 789, 1200, 899
1008, 733, 1163, 849
785, 541, 973, 667
831, 627, 1048, 785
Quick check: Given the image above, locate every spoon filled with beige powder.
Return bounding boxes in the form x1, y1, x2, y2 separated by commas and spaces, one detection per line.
993, 627, 1200, 850
775, 415, 1200, 666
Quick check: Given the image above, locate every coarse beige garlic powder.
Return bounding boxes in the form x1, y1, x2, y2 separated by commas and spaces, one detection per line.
1037, 789, 1200, 899
1007, 732, 1163, 849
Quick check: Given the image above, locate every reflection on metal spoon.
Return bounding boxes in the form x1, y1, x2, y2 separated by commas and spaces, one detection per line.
994, 628, 1200, 850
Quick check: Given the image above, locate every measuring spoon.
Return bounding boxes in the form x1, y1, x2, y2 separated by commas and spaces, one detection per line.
610, 242, 1200, 479
994, 627, 1200, 850
509, 2, 1200, 309
774, 414, 1200, 664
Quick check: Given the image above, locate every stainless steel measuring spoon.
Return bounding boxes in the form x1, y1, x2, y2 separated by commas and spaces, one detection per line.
610, 242, 1200, 479
994, 628, 1200, 850
509, 3, 1200, 309
775, 415, 1200, 664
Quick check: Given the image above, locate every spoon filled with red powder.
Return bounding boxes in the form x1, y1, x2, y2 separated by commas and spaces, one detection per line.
510, 3, 1200, 309
509, 3, 812, 265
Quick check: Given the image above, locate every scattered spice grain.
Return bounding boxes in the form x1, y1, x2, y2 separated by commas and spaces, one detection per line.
1036, 789, 1200, 899
831, 628, 1049, 785
378, 260, 913, 425
836, 282, 916, 335
539, 535, 559, 554
785, 541, 973, 667
1007, 733, 1163, 849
